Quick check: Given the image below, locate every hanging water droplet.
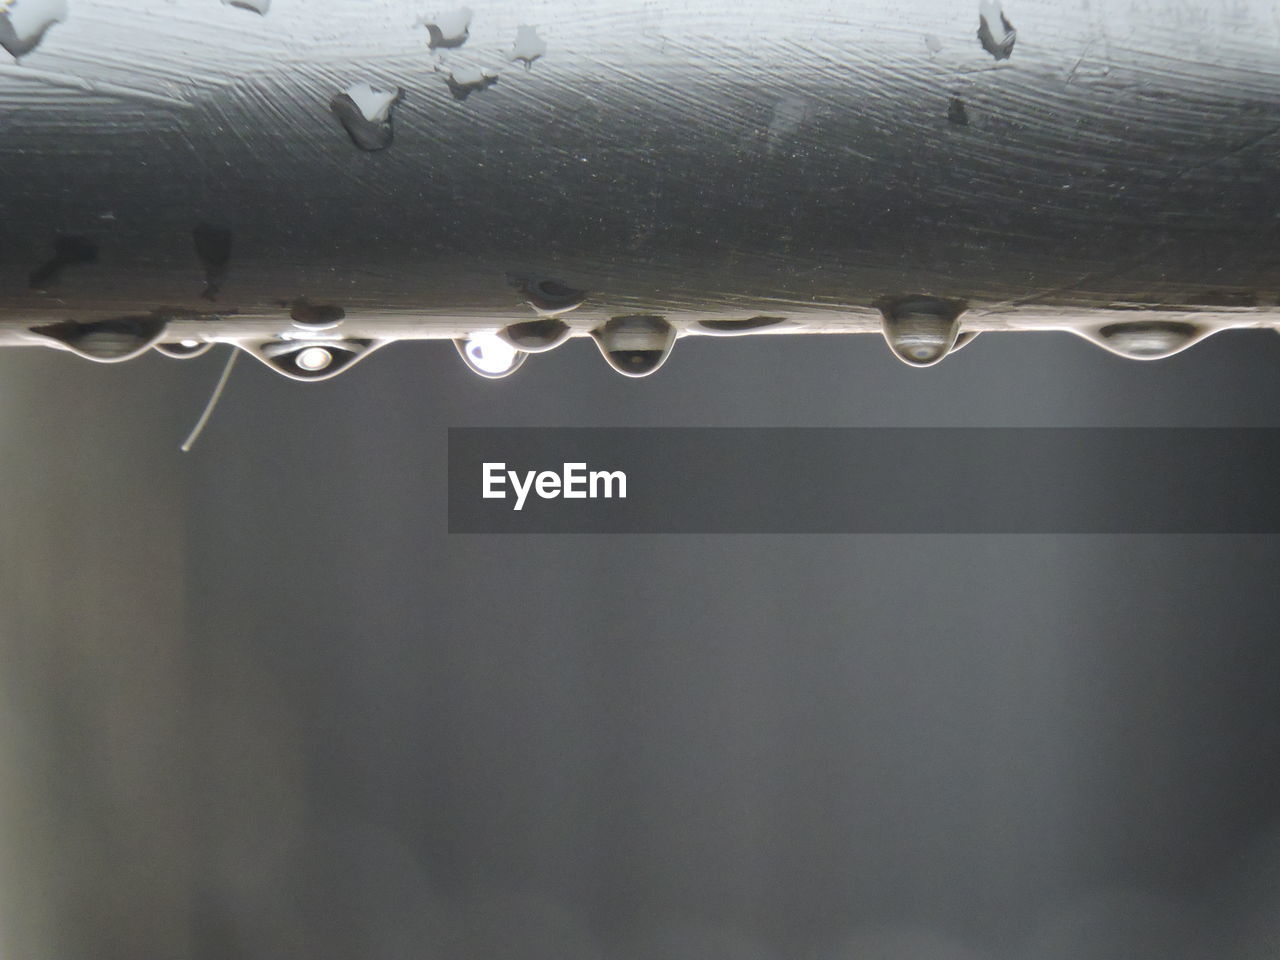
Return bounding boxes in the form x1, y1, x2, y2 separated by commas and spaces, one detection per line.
192, 222, 232, 301
249, 338, 382, 381
508, 24, 546, 69
454, 334, 527, 378
591, 315, 677, 378
221, 0, 269, 14
330, 82, 403, 152
0, 0, 68, 59
977, 0, 1016, 60
499, 318, 571, 353
876, 295, 967, 367
422, 6, 471, 49
1084, 321, 1208, 359
30, 315, 166, 362
444, 65, 499, 101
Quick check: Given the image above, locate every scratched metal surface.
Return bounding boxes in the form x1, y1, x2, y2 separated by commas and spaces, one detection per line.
0, 0, 1278, 370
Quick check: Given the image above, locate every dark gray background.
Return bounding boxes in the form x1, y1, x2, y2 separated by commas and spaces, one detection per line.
2, 329, 1280, 959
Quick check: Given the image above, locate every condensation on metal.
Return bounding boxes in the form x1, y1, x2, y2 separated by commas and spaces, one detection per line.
0, 0, 1277, 375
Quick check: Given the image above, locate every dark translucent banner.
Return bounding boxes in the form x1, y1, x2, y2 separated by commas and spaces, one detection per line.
448, 428, 1280, 533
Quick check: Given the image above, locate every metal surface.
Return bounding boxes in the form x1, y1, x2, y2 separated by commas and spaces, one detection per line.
1, 0, 1278, 376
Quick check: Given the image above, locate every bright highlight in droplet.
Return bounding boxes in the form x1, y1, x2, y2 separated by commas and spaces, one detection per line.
295, 346, 333, 371
466, 333, 520, 375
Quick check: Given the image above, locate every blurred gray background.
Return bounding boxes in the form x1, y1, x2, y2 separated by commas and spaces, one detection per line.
2, 329, 1280, 959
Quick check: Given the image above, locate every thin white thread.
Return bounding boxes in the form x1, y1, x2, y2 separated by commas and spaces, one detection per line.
180, 346, 239, 452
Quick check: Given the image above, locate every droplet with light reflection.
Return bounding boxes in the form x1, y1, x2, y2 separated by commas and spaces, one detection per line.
876, 295, 967, 367
591, 314, 677, 377
294, 346, 334, 372
499, 318, 571, 353
1083, 321, 1209, 359
454, 334, 527, 378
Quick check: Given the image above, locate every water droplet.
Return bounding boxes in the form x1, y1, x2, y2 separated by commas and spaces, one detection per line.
330, 82, 403, 152
155, 340, 214, 359
454, 334, 527, 378
508, 275, 585, 316
28, 234, 97, 290
876, 295, 967, 367
294, 346, 333, 371
221, 0, 268, 14
0, 0, 67, 58
422, 7, 471, 49
766, 96, 811, 154
591, 315, 676, 378
696, 316, 788, 334
924, 33, 943, 54
508, 24, 546, 69
1085, 321, 1207, 359
498, 318, 571, 353
948, 96, 969, 125
444, 65, 499, 101
978, 0, 1016, 60
289, 298, 345, 330
31, 315, 166, 362
250, 338, 381, 381
192, 222, 232, 301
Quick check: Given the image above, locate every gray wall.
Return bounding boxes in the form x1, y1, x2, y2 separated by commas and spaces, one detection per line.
2, 329, 1279, 959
